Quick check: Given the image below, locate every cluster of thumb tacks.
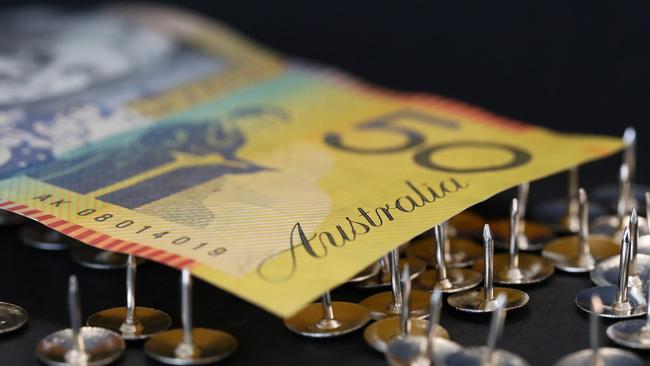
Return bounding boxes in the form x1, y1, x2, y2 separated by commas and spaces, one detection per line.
283, 127, 650, 366
0, 221, 238, 363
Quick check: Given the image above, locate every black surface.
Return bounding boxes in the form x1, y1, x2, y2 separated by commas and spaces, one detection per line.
2, 1, 650, 365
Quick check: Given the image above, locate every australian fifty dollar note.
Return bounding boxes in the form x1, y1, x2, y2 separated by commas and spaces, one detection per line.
0, 4, 621, 316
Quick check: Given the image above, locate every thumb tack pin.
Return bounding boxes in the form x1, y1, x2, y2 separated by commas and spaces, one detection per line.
591, 209, 650, 289
408, 221, 482, 268
87, 254, 171, 340
284, 290, 370, 337
447, 225, 529, 313
360, 249, 431, 319
364, 264, 449, 353
592, 163, 649, 240
543, 188, 620, 272
555, 295, 643, 366
491, 183, 554, 251
593, 127, 650, 214
576, 227, 647, 318
417, 224, 482, 292
443, 293, 530, 366
144, 268, 238, 364
474, 199, 554, 285
384, 289, 461, 366
607, 281, 650, 349
20, 223, 77, 251
37, 275, 125, 366
533, 167, 592, 234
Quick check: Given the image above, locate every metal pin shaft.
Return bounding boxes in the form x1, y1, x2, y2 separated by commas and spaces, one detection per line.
578, 188, 591, 257
517, 183, 529, 224
508, 198, 520, 269
321, 292, 335, 321
617, 164, 631, 223
181, 268, 193, 349
125, 255, 137, 326
485, 294, 507, 366
379, 255, 390, 277
68, 275, 85, 357
590, 295, 603, 366
616, 228, 632, 304
442, 222, 452, 261
630, 210, 639, 279
426, 290, 442, 360
389, 249, 403, 311
623, 127, 636, 182
400, 264, 411, 336
483, 225, 495, 302
433, 225, 448, 281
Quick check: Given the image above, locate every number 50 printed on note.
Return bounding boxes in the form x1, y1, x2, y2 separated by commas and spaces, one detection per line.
0, 5, 621, 316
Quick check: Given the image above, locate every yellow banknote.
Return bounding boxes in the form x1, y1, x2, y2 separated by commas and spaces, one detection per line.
0, 4, 621, 317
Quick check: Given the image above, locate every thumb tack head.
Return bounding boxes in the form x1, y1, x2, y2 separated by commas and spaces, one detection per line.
37, 275, 125, 366
555, 294, 643, 366
144, 268, 237, 364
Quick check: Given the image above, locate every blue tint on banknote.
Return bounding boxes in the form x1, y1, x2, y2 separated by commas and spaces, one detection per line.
29, 119, 265, 208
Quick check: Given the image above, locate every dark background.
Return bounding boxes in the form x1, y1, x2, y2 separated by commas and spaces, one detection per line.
1, 1, 650, 365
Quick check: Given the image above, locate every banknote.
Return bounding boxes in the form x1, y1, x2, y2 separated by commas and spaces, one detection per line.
0, 5, 621, 317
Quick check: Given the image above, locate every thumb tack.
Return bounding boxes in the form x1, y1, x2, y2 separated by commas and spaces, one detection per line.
576, 227, 647, 318
593, 127, 650, 213
364, 264, 449, 353
607, 282, 650, 349
417, 224, 482, 292
408, 221, 482, 268
144, 268, 238, 364
0, 301, 28, 335
543, 188, 619, 272
360, 249, 431, 319
447, 225, 529, 313
473, 198, 554, 285
533, 167, 580, 233
491, 183, 554, 251
87, 254, 171, 340
384, 290, 461, 366
284, 290, 370, 337
443, 293, 530, 366
555, 295, 643, 366
591, 209, 650, 289
37, 275, 125, 366
592, 163, 649, 240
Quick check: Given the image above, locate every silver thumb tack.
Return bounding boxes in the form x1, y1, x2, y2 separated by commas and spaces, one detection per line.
144, 268, 238, 365
576, 227, 647, 318
37, 275, 125, 366
443, 293, 530, 366
555, 295, 643, 366
87, 254, 171, 340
